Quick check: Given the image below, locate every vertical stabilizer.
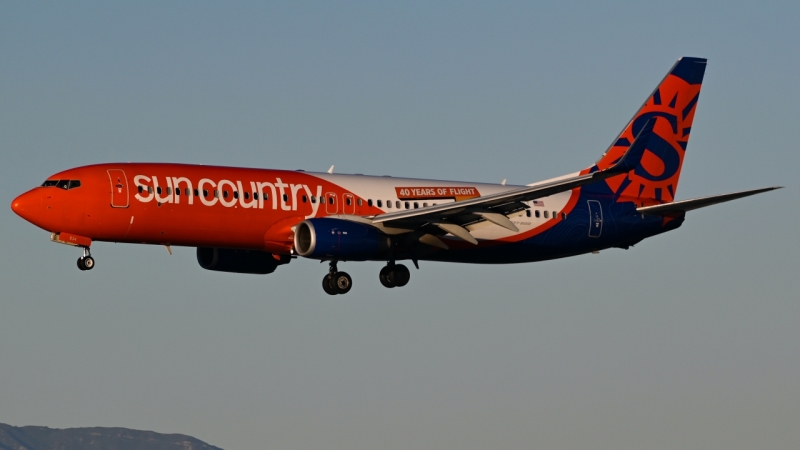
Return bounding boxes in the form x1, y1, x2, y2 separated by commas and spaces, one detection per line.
590, 57, 706, 202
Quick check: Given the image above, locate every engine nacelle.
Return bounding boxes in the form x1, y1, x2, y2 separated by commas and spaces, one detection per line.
196, 247, 289, 274
294, 218, 390, 261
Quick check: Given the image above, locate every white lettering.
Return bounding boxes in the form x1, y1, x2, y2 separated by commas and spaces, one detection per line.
218, 179, 237, 207
198, 179, 218, 206
153, 176, 173, 203
290, 184, 303, 211
171, 177, 193, 205
257, 181, 277, 210
134, 175, 154, 203
275, 178, 290, 211
237, 181, 258, 209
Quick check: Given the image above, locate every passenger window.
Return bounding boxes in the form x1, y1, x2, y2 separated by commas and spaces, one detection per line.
328, 197, 334, 204
544, 211, 549, 218
535, 210, 540, 218
553, 211, 557, 219
157, 187, 162, 195
148, 186, 153, 194
215, 190, 219, 198
526, 210, 531, 217
377, 200, 382, 207
203, 189, 209, 197
386, 201, 391, 208
562, 212, 567, 220
175, 188, 181, 196
167, 187, 172, 195
223, 191, 228, 198
234, 191, 240, 199
396, 201, 401, 209
185, 188, 190, 196
244, 192, 249, 200
413, 202, 418, 209
423, 203, 428, 207
357, 199, 362, 206
346, 197, 352, 206
254, 193, 259, 200
302, 195, 307, 203
311, 196, 316, 203
368, 199, 373, 207
284, 194, 289, 202
138, 186, 143, 194
263, 192, 269, 200
194, 189, 199, 197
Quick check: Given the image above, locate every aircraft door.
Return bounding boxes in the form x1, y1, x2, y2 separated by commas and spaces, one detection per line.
343, 193, 355, 214
107, 169, 129, 208
588, 200, 602, 238
325, 192, 338, 214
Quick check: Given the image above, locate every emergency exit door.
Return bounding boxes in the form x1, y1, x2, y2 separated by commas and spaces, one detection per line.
107, 169, 129, 208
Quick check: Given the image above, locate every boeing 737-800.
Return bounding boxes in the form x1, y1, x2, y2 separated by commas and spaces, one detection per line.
11, 57, 780, 294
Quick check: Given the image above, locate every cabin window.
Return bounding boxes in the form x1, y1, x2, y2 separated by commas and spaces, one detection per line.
283, 194, 289, 202
413, 202, 419, 209
253, 193, 259, 200
300, 195, 306, 203
214, 190, 219, 198
234, 191, 239, 199
193, 189, 199, 197
346, 197, 352, 206
148, 186, 153, 194
423, 203, 428, 207
396, 201, 401, 209
157, 187, 162, 195
328, 196, 334, 204
385, 200, 391, 208
562, 212, 567, 220
368, 199, 373, 207
138, 186, 143, 194
166, 187, 172, 195
377, 200, 382, 207
175, 188, 180, 196
244, 192, 249, 200
357, 198, 363, 206
526, 210, 531, 217
311, 196, 316, 203
203, 189, 209, 197
544, 211, 549, 218
263, 192, 269, 200
553, 211, 557, 219
535, 210, 540, 218
223, 191, 228, 198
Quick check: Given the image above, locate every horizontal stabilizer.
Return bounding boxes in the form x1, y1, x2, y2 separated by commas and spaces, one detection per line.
637, 187, 782, 216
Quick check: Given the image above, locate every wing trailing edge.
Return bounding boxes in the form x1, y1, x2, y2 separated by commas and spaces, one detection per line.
637, 187, 782, 216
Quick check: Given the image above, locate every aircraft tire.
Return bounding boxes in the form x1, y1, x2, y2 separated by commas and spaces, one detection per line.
333, 272, 352, 294
391, 264, 410, 287
379, 266, 394, 288
322, 274, 338, 295
77, 257, 86, 271
83, 256, 95, 270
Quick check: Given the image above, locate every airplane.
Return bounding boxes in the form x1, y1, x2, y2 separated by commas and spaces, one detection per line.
10, 57, 781, 295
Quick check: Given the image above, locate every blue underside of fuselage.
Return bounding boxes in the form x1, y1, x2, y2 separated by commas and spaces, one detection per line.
413, 191, 684, 264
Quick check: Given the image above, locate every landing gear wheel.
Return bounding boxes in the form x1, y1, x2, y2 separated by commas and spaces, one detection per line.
82, 256, 95, 270
322, 274, 338, 295
332, 272, 352, 294
77, 257, 86, 271
379, 266, 394, 288
390, 264, 410, 287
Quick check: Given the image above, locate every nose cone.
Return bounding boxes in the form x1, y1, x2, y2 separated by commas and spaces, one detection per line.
11, 190, 39, 222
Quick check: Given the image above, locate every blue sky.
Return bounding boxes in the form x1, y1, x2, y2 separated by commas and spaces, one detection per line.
1, 2, 798, 449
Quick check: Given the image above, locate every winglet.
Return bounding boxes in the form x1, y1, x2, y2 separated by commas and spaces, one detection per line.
327, 165, 334, 174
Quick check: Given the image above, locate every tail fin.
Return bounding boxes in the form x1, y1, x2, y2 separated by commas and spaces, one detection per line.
590, 57, 707, 203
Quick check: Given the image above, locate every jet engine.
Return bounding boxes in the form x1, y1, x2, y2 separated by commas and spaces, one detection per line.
197, 247, 289, 274
294, 218, 390, 261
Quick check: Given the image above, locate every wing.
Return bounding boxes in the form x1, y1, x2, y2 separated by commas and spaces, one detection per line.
368, 118, 658, 245
637, 186, 782, 217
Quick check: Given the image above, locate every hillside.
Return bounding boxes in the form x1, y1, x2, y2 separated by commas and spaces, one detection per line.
0, 423, 222, 450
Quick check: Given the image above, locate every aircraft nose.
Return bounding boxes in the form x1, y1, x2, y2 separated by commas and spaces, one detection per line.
11, 190, 39, 221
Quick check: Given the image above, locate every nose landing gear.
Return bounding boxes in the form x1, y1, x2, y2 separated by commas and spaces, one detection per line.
379, 263, 410, 288
77, 247, 95, 271
322, 261, 352, 295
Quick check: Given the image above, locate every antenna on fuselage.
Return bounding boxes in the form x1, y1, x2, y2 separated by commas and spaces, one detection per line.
327, 165, 334, 174
501, 179, 507, 185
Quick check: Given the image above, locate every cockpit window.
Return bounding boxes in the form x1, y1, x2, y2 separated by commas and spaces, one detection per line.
41, 179, 81, 190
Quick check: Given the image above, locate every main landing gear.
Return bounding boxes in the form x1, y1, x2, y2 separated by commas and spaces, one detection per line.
379, 263, 410, 288
77, 247, 95, 271
319, 261, 412, 295
322, 261, 352, 295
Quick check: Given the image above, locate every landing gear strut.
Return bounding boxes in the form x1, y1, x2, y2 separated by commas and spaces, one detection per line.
379, 262, 410, 288
322, 260, 352, 295
77, 247, 95, 271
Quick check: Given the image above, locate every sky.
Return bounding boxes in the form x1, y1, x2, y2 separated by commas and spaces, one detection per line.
1, 1, 799, 449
